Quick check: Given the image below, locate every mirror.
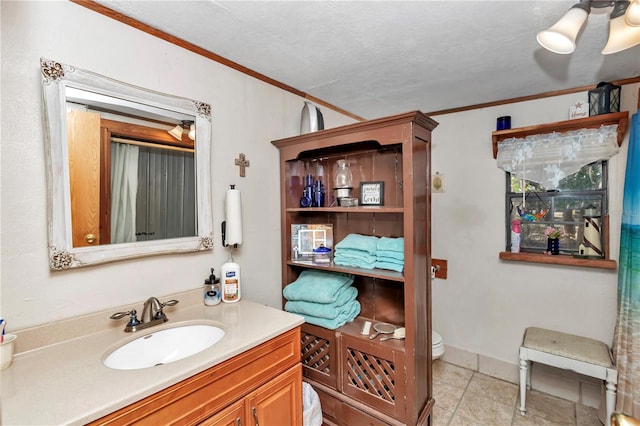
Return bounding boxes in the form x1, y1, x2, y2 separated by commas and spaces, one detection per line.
41, 58, 213, 269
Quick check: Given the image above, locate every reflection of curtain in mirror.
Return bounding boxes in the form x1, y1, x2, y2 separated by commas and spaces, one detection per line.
110, 143, 139, 243
136, 146, 196, 241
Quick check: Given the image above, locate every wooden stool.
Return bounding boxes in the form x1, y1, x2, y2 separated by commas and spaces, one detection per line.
519, 327, 617, 426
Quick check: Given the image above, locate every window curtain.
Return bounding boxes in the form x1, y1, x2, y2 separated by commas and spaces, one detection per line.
496, 125, 619, 189
612, 111, 640, 417
111, 142, 139, 244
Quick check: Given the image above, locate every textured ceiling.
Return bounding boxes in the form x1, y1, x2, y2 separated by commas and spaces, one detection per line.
93, 0, 640, 119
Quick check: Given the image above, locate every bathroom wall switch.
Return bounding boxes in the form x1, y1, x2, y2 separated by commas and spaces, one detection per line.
361, 321, 372, 335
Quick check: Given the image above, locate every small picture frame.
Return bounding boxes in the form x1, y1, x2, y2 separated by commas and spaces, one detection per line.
359, 181, 384, 206
291, 224, 333, 261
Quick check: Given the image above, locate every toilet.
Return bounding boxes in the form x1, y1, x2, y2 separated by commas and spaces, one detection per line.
432, 331, 445, 360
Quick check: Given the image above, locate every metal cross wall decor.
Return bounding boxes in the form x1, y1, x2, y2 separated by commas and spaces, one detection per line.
235, 153, 250, 177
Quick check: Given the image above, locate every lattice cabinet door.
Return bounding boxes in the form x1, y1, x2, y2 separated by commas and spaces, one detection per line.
340, 333, 406, 421
300, 323, 339, 390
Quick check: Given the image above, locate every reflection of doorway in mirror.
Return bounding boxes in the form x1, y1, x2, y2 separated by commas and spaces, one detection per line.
67, 110, 101, 247
66, 114, 197, 247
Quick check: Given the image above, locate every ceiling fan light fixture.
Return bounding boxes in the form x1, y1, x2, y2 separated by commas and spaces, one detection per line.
602, 1, 640, 54
168, 124, 184, 141
625, 0, 640, 26
537, 2, 591, 54
188, 123, 195, 141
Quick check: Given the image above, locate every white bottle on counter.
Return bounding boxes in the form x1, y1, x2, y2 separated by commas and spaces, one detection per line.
221, 253, 241, 303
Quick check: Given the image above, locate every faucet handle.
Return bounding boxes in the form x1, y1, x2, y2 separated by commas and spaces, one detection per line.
161, 299, 179, 308
153, 299, 179, 320
110, 309, 141, 327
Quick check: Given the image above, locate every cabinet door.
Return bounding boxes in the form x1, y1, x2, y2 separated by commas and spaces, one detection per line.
245, 364, 302, 426
199, 400, 243, 426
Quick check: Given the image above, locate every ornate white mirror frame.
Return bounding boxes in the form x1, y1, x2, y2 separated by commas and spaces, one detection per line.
41, 58, 213, 270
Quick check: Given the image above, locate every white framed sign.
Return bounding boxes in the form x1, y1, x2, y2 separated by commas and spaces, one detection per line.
359, 181, 384, 206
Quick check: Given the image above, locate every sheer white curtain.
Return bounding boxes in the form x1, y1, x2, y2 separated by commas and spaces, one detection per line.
496, 125, 620, 189
111, 142, 139, 244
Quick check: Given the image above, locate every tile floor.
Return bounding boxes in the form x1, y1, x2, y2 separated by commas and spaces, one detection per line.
432, 360, 603, 426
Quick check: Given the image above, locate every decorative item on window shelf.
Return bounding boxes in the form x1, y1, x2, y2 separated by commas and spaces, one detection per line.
589, 81, 621, 116
515, 192, 550, 222
517, 206, 550, 222
576, 205, 604, 258
544, 226, 568, 255
496, 115, 512, 131
569, 100, 588, 119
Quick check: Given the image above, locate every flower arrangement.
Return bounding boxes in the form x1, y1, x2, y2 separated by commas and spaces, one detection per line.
544, 226, 568, 240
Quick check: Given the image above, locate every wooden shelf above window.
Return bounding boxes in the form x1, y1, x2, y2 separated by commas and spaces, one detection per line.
499, 251, 617, 270
492, 111, 629, 158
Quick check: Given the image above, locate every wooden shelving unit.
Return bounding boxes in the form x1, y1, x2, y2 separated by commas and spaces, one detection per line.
272, 111, 438, 426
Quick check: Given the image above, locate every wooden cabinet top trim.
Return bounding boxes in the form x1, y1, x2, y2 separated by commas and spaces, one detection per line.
272, 111, 438, 150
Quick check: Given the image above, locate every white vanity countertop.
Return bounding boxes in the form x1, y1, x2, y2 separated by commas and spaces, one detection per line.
0, 299, 304, 425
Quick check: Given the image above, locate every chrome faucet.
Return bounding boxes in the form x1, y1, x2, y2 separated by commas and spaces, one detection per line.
110, 297, 179, 332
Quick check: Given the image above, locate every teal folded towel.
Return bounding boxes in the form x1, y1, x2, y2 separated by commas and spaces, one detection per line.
285, 287, 358, 319
377, 254, 404, 263
334, 256, 376, 269
283, 270, 354, 304
335, 234, 379, 256
375, 260, 404, 272
377, 250, 404, 261
377, 236, 404, 253
295, 300, 361, 330
334, 250, 377, 264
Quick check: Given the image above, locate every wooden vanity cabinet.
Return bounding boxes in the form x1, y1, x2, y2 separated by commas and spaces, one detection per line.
272, 111, 438, 426
89, 327, 302, 426
201, 364, 301, 426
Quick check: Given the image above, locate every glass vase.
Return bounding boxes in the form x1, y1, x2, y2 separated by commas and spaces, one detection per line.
547, 238, 560, 255
334, 159, 353, 203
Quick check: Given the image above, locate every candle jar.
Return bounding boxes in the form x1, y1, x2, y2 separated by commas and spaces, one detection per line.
334, 159, 353, 204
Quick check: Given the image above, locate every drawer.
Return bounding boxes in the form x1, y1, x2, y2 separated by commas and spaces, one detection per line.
314, 386, 341, 422
341, 403, 390, 426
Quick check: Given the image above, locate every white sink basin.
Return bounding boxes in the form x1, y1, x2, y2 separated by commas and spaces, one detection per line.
103, 323, 225, 370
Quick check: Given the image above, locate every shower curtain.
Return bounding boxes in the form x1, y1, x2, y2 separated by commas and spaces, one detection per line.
613, 110, 640, 417
111, 142, 139, 244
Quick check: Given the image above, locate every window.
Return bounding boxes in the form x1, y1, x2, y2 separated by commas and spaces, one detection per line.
493, 113, 627, 268
505, 161, 608, 256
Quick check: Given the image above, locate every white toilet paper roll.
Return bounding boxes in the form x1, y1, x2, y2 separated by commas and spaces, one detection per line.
225, 187, 243, 246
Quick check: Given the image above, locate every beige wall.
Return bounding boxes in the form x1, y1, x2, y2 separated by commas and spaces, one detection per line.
430, 84, 638, 380
0, 1, 354, 330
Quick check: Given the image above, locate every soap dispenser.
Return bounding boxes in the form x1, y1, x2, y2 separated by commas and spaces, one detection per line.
204, 268, 221, 306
